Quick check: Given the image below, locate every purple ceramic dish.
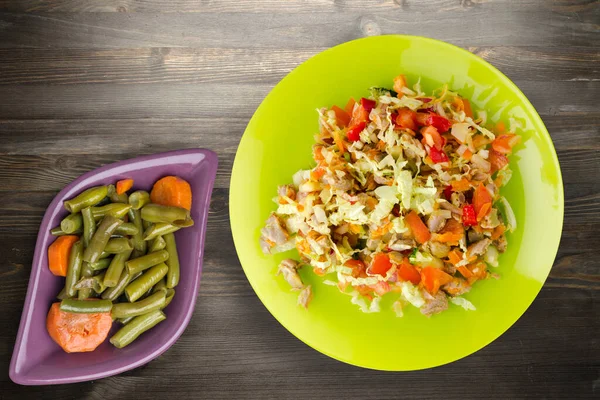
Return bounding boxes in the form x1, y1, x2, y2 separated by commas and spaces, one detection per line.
9, 149, 218, 385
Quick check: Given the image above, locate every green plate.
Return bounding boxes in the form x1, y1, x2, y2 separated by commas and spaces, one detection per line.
230, 35, 563, 370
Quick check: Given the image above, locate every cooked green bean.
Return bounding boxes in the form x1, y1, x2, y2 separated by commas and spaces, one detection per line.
114, 222, 138, 236
129, 190, 150, 210
125, 263, 169, 302
91, 203, 132, 220
163, 288, 175, 309
125, 250, 169, 275
81, 207, 95, 248
118, 316, 135, 325
152, 278, 167, 294
77, 263, 94, 300
163, 232, 180, 289
50, 226, 82, 236
101, 269, 142, 301
109, 310, 166, 348
60, 213, 83, 234
64, 186, 108, 213
141, 204, 191, 224
60, 298, 112, 314
104, 249, 133, 287
104, 238, 133, 254
74, 271, 107, 294
148, 236, 166, 252
142, 220, 152, 230
89, 257, 112, 271
111, 291, 166, 319
128, 209, 147, 255
99, 251, 112, 259
83, 215, 123, 263
65, 241, 83, 297
56, 286, 68, 300
108, 184, 128, 204
143, 223, 180, 241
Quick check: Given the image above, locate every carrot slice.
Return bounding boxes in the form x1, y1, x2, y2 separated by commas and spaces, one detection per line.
116, 179, 134, 195
150, 176, 192, 211
405, 211, 431, 244
473, 183, 492, 218
48, 235, 79, 277
46, 302, 112, 353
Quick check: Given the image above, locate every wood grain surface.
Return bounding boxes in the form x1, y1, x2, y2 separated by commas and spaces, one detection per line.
0, 0, 598, 399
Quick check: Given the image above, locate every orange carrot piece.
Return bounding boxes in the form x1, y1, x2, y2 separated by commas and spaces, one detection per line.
48, 235, 79, 277
447, 249, 463, 265
473, 183, 492, 217
116, 178, 134, 195
332, 105, 351, 128
333, 130, 346, 154
420, 266, 452, 295
462, 99, 473, 118
46, 302, 112, 353
393, 74, 407, 94
344, 98, 356, 115
457, 266, 473, 279
405, 210, 431, 244
150, 176, 192, 211
451, 178, 472, 192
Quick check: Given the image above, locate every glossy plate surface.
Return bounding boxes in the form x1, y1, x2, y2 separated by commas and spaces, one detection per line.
10, 149, 218, 385
230, 35, 563, 370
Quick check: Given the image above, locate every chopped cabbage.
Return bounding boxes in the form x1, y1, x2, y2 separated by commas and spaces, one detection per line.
497, 196, 517, 232
451, 296, 476, 311
400, 282, 425, 308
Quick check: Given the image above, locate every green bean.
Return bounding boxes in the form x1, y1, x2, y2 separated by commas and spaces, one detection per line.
141, 204, 191, 224
101, 269, 141, 301
77, 263, 94, 300
50, 226, 82, 236
109, 310, 166, 348
162, 232, 180, 288
64, 186, 108, 213
118, 316, 135, 325
148, 236, 166, 252
88, 257, 112, 271
131, 249, 145, 259
104, 249, 133, 287
114, 222, 139, 236
74, 271, 107, 294
60, 298, 112, 313
91, 203, 132, 220
128, 209, 147, 254
163, 288, 175, 309
108, 184, 128, 204
56, 286, 68, 300
111, 291, 166, 319
125, 250, 169, 275
142, 220, 152, 230
81, 207, 95, 248
104, 238, 133, 254
143, 223, 181, 241
152, 278, 167, 294
60, 213, 83, 234
99, 251, 112, 259
65, 241, 83, 297
83, 215, 123, 263
129, 190, 150, 210
125, 263, 169, 302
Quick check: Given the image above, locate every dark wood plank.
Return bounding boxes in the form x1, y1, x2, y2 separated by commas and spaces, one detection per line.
0, 46, 597, 86
0, 9, 597, 49
0, 81, 597, 120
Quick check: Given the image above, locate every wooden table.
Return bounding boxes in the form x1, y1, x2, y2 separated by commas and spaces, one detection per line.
0, 1, 597, 398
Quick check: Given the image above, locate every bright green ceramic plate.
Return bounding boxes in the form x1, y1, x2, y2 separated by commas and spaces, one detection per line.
230, 35, 563, 370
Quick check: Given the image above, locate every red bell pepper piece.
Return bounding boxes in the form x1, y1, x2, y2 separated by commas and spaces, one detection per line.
360, 97, 377, 113
426, 113, 452, 132
443, 185, 453, 201
429, 146, 449, 163
347, 121, 366, 142
462, 204, 478, 226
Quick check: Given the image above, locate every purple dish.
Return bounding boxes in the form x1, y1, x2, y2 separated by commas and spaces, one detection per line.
9, 149, 218, 385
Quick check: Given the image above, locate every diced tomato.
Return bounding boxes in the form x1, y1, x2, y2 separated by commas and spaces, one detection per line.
443, 185, 453, 201
345, 259, 366, 278
492, 134, 520, 154
405, 211, 431, 244
421, 125, 444, 150
360, 97, 377, 113
347, 121, 366, 142
415, 112, 429, 126
396, 108, 417, 131
473, 183, 492, 218
420, 266, 453, 295
489, 149, 509, 173
393, 74, 407, 94
332, 105, 351, 127
429, 146, 449, 163
373, 281, 391, 296
398, 259, 421, 285
344, 98, 356, 115
370, 253, 393, 276
462, 204, 478, 226
350, 104, 369, 127
426, 113, 452, 132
